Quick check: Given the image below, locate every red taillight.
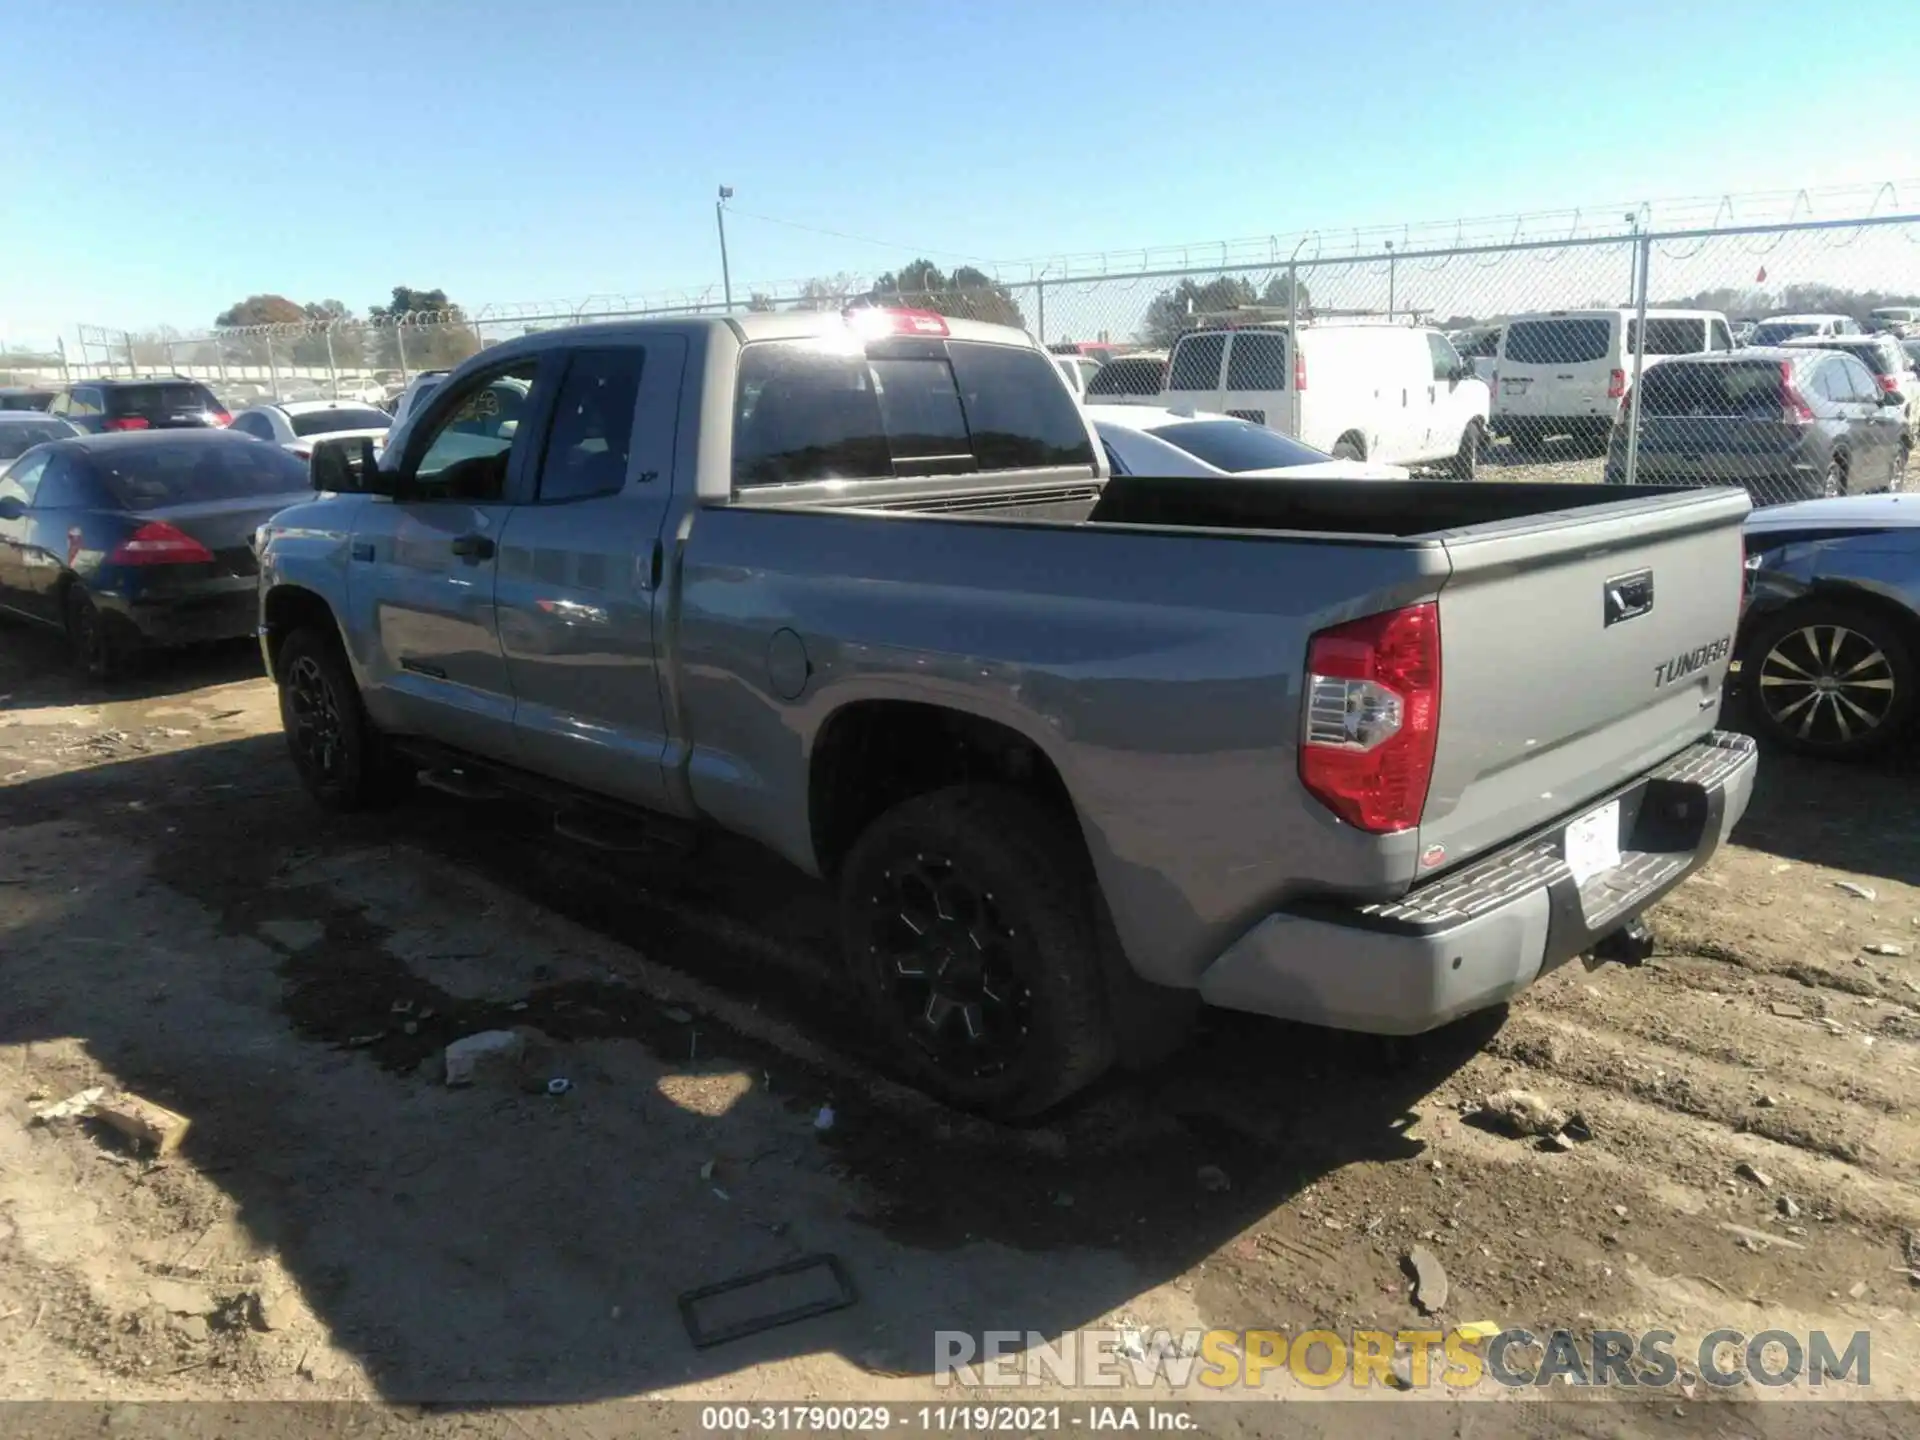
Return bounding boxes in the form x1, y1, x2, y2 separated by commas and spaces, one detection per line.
102, 416, 150, 432
1607, 368, 1627, 400
1294, 351, 1308, 392
1299, 603, 1441, 834
211, 409, 233, 426
845, 306, 949, 338
1781, 363, 1817, 425
109, 521, 214, 566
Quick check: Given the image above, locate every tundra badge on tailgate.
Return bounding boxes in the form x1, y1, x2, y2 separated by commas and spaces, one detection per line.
1654, 637, 1732, 690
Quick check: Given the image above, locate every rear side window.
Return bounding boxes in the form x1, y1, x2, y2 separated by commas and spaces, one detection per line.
1627, 318, 1705, 355
731, 339, 1094, 487
0, 421, 73, 459
1638, 361, 1783, 417
0, 391, 53, 411
89, 441, 309, 507
289, 406, 391, 437
1225, 332, 1288, 390
1167, 333, 1226, 390
107, 383, 221, 418
1502, 319, 1610, 365
1085, 357, 1165, 397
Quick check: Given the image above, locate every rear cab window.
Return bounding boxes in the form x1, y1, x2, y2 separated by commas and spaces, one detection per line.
731, 338, 1095, 488
1501, 318, 1611, 365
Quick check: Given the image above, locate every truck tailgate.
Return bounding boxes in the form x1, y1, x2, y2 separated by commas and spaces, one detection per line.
1418, 487, 1750, 872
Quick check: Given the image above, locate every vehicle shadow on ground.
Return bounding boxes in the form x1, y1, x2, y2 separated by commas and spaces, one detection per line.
1718, 699, 1920, 890
0, 624, 262, 712
0, 737, 1491, 1404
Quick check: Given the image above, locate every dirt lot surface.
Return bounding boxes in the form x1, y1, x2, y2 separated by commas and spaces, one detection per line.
1, 613, 1917, 1436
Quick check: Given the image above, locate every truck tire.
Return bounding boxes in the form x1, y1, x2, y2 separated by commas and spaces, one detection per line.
1445, 420, 1483, 481
838, 784, 1117, 1118
1741, 599, 1917, 759
276, 626, 413, 811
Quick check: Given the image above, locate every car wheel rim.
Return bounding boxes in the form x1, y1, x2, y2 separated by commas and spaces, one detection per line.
1758, 623, 1896, 747
860, 853, 1032, 1081
286, 655, 345, 778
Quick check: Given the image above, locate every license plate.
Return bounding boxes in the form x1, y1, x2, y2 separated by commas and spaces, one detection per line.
1564, 800, 1622, 884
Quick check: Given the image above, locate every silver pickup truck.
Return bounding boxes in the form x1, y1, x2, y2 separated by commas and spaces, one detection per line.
255, 308, 1757, 1117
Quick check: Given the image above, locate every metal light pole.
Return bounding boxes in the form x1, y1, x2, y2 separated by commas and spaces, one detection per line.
1385, 240, 1396, 321
716, 185, 735, 312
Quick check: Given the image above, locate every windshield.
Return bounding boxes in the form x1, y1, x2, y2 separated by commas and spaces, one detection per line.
1750, 322, 1821, 347
90, 440, 310, 508
289, 406, 391, 437
1147, 419, 1332, 472
0, 421, 74, 459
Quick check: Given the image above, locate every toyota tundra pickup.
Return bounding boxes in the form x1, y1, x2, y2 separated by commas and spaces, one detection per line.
255, 308, 1758, 1117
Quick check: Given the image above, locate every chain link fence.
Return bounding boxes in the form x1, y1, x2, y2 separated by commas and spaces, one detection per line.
34, 200, 1920, 504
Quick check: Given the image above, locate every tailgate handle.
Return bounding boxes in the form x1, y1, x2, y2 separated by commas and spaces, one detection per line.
1604, 568, 1654, 627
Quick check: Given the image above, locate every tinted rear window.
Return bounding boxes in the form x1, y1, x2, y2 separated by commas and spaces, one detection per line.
0, 422, 73, 458
1503, 319, 1610, 365
1148, 420, 1328, 473
289, 406, 392, 437
1627, 318, 1706, 355
1750, 322, 1820, 347
1086, 357, 1165, 397
1226, 331, 1289, 390
731, 339, 1094, 487
90, 441, 310, 508
107, 383, 221, 418
1638, 361, 1784, 417
1167, 334, 1226, 390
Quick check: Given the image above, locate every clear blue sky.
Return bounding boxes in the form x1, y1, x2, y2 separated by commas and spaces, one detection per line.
2, 0, 1914, 342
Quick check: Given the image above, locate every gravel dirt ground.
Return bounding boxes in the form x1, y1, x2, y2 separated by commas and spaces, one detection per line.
0, 593, 1916, 1436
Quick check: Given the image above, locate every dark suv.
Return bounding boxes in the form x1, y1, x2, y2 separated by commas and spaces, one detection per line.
1605, 348, 1907, 504
48, 378, 231, 434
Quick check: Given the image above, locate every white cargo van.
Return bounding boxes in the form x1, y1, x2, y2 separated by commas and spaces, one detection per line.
1492, 308, 1732, 451
1160, 322, 1490, 476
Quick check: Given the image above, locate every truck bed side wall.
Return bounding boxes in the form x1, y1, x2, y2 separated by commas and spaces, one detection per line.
667, 504, 1445, 985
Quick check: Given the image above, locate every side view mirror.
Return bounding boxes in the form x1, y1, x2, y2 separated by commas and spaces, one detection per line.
0, 495, 24, 521
309, 435, 392, 495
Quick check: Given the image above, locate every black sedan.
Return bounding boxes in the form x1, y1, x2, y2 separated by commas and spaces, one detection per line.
1739, 492, 1920, 757
0, 411, 78, 463
0, 430, 308, 679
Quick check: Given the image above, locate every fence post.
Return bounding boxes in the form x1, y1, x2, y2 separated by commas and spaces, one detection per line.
216, 338, 228, 384
1621, 233, 1654, 487
266, 333, 280, 399
1287, 263, 1301, 436
324, 329, 338, 396
1036, 280, 1046, 345
395, 324, 410, 383
123, 331, 137, 376
56, 336, 70, 386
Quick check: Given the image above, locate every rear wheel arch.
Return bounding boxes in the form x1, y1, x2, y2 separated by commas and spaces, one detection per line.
1740, 587, 1920, 755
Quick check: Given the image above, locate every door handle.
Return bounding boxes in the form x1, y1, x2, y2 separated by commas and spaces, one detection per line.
450, 534, 495, 560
